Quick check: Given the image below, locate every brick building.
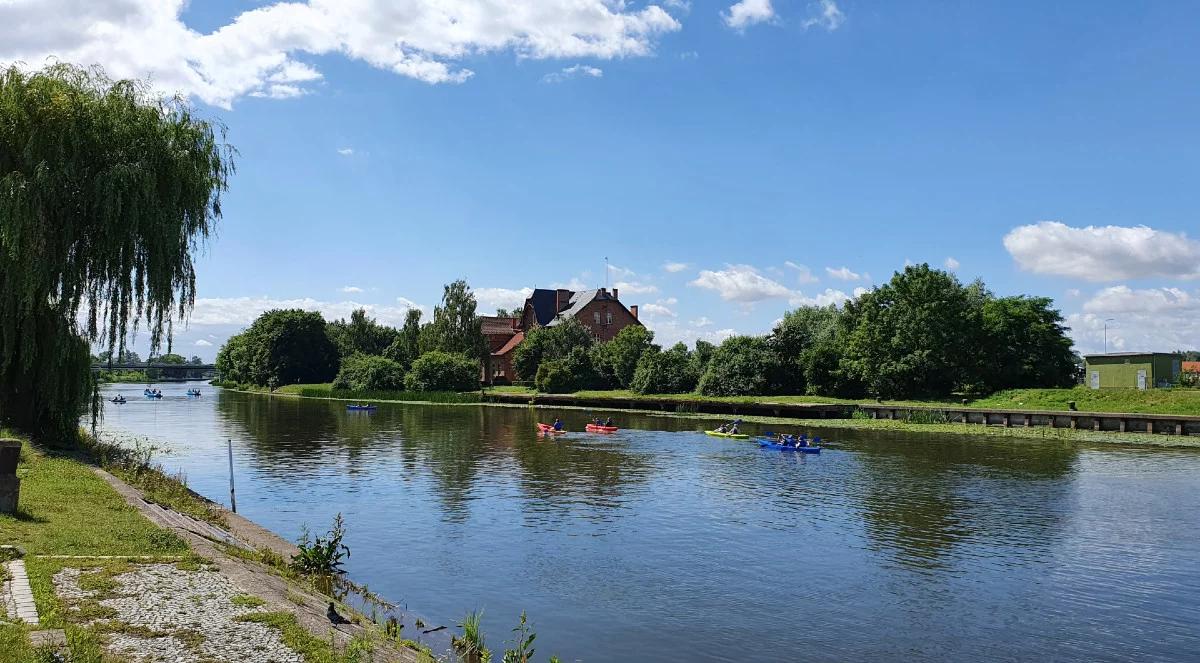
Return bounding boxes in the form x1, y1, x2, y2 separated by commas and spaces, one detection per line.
482, 287, 641, 384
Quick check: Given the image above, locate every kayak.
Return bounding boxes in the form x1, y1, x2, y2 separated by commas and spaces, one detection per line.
346, 404, 377, 411
758, 440, 821, 454
586, 424, 618, 433
705, 430, 749, 440
537, 423, 566, 435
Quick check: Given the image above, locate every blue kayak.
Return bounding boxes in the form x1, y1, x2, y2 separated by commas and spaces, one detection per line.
758, 440, 821, 454
346, 404, 377, 411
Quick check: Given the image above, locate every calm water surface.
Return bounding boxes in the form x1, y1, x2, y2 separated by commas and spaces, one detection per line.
95, 382, 1200, 662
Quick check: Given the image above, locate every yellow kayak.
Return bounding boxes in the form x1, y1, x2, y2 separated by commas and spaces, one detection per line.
705, 430, 749, 440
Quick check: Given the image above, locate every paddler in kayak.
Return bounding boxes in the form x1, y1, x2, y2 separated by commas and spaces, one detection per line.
552, 418, 564, 432
603, 416, 613, 427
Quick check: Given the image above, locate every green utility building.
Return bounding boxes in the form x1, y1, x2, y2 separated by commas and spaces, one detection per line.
1083, 353, 1182, 390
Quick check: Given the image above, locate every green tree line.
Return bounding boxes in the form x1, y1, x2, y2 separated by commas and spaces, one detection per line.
517, 264, 1080, 399
215, 280, 484, 393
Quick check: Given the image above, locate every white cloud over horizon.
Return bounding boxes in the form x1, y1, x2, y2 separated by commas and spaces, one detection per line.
690, 265, 792, 302
801, 0, 845, 31
474, 287, 533, 314
0, 0, 682, 108
1067, 285, 1200, 354
662, 261, 691, 273
1004, 221, 1200, 282
185, 295, 424, 328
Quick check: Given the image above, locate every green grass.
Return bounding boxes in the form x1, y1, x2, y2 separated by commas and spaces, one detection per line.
486, 385, 1200, 416
967, 387, 1200, 415
0, 439, 189, 557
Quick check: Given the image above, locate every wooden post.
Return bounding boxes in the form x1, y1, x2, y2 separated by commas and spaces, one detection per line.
1093, 418, 1101, 431
1048, 416, 1055, 429
227, 439, 237, 513
1176, 422, 1184, 436
1070, 417, 1078, 430
1119, 419, 1127, 433
961, 411, 968, 424
1024, 414, 1031, 427
1003, 414, 1011, 428
1146, 421, 1153, 434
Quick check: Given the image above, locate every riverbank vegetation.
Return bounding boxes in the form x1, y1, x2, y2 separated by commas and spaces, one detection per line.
0, 63, 232, 443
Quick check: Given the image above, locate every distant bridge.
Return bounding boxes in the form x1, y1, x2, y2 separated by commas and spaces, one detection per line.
92, 362, 215, 372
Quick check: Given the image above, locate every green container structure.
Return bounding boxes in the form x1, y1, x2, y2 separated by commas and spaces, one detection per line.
1083, 353, 1183, 390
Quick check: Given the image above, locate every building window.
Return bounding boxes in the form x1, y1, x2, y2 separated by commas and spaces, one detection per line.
594, 312, 601, 325
606, 312, 613, 325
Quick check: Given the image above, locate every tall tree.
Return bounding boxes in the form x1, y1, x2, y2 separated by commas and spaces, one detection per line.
980, 296, 1076, 391
600, 325, 657, 389
841, 264, 984, 398
0, 64, 233, 439
384, 308, 422, 370
328, 308, 397, 357
421, 280, 484, 359
214, 310, 338, 388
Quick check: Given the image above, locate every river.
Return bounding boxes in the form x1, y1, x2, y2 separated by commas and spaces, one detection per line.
94, 382, 1200, 662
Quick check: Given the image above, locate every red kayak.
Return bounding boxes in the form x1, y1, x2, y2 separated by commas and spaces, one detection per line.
585, 424, 618, 433
536, 423, 566, 435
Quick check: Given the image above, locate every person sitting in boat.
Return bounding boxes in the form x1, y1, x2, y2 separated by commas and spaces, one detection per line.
728, 423, 739, 434
603, 416, 613, 427
552, 418, 564, 431
715, 423, 728, 433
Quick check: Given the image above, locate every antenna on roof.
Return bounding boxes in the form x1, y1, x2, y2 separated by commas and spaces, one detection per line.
605, 256, 609, 291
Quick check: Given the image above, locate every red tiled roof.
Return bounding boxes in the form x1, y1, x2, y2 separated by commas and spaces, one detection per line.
1184, 361, 1200, 373
492, 331, 524, 356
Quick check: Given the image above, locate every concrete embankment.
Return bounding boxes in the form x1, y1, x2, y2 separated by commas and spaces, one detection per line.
483, 391, 1200, 439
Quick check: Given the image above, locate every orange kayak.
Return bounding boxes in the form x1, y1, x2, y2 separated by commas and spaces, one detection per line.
536, 423, 566, 435
586, 424, 618, 433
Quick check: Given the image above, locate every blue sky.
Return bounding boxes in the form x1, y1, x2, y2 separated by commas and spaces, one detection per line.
4, 1, 1200, 360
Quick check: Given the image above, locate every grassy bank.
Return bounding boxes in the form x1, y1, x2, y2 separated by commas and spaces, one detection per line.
215, 381, 481, 404
487, 385, 1200, 416
0, 433, 430, 662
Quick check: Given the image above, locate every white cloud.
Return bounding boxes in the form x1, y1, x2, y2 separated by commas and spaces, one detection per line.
679, 50, 700, 60
1066, 288, 1081, 297
789, 288, 850, 307
613, 281, 659, 296
1064, 286, 1200, 354
689, 265, 792, 303
801, 0, 844, 31
1, 0, 681, 108
340, 285, 363, 293
723, 0, 775, 30
1003, 221, 1200, 282
784, 261, 819, 284
639, 303, 676, 319
662, 261, 690, 273
690, 316, 713, 327
194, 339, 213, 347
542, 64, 604, 83
337, 148, 354, 156
663, 0, 692, 13
474, 287, 533, 313
644, 318, 736, 348
825, 266, 862, 281
187, 296, 422, 327
944, 257, 960, 271
852, 286, 869, 298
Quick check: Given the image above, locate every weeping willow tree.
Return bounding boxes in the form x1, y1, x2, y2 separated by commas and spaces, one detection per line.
0, 63, 234, 441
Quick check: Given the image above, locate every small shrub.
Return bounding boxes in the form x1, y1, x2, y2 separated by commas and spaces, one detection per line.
535, 360, 573, 393
697, 336, 775, 396
631, 343, 699, 394
501, 611, 536, 663
404, 351, 479, 392
292, 513, 351, 575
332, 354, 406, 391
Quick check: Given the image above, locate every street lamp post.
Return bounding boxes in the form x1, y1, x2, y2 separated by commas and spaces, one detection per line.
1104, 318, 1116, 354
